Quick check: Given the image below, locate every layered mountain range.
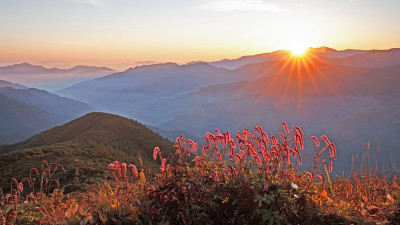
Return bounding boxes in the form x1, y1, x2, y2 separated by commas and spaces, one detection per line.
0, 63, 114, 90
54, 47, 400, 172
0, 47, 399, 173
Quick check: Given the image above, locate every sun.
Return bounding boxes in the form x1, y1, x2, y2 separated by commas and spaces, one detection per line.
285, 38, 310, 56
289, 45, 309, 56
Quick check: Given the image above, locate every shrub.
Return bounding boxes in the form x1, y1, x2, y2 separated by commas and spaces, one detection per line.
139, 122, 337, 224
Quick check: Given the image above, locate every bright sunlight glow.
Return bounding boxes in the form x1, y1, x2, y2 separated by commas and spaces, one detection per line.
289, 45, 309, 56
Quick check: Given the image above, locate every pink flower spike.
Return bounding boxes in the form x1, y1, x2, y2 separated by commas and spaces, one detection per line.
192, 143, 198, 153
229, 147, 234, 157
282, 121, 289, 134
31, 168, 39, 176
160, 158, 167, 172
153, 147, 160, 160
306, 171, 313, 182
42, 161, 49, 168
316, 173, 325, 185
311, 136, 320, 147
18, 183, 24, 192
202, 146, 208, 156
271, 136, 278, 145
254, 126, 262, 135
108, 163, 116, 170
321, 135, 330, 145
329, 143, 337, 160
255, 156, 262, 166
294, 126, 303, 139
217, 152, 222, 164
234, 154, 241, 164
261, 132, 269, 143
121, 163, 127, 179
128, 164, 138, 178
225, 132, 231, 144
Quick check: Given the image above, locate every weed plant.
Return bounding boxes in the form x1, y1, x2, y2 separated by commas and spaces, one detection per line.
1, 122, 399, 224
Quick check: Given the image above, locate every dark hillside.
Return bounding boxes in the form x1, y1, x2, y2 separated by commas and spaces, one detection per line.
0, 112, 175, 193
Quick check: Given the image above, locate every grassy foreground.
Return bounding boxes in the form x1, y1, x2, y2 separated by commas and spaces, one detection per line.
1, 122, 399, 224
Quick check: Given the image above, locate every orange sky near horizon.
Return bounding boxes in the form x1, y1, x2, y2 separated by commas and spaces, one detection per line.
1, 0, 399, 70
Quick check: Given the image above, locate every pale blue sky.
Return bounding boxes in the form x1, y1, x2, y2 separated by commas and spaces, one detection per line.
0, 0, 399, 67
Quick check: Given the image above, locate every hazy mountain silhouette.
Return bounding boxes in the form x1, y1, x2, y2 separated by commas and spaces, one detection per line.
209, 50, 291, 70
330, 48, 400, 68
0, 63, 115, 90
0, 86, 93, 122
0, 63, 64, 74
0, 81, 93, 144
146, 125, 202, 143
208, 46, 369, 70
56, 62, 247, 121
0, 80, 28, 89
0, 93, 58, 144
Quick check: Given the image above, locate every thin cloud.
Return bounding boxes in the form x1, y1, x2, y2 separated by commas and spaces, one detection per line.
67, 0, 104, 7
196, 0, 288, 12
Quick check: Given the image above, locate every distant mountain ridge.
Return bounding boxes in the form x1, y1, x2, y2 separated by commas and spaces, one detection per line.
0, 63, 64, 74
56, 62, 242, 123
0, 80, 27, 89
207, 46, 400, 70
0, 63, 115, 90
0, 63, 114, 74
330, 48, 400, 68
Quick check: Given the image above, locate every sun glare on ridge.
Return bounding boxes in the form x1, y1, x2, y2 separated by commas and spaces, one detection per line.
289, 45, 309, 56
285, 36, 310, 56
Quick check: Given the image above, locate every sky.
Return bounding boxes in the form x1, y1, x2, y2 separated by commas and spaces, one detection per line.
0, 0, 399, 69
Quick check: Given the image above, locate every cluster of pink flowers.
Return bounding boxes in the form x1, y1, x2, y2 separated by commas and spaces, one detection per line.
108, 161, 139, 183
150, 122, 337, 189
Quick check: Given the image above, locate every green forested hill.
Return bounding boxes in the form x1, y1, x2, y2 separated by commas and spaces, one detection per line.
0, 112, 175, 193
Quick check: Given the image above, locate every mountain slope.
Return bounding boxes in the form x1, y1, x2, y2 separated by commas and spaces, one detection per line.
331, 48, 400, 68
0, 86, 93, 121
0, 80, 28, 89
209, 50, 291, 70
0, 84, 94, 144
0, 94, 58, 144
0, 112, 175, 193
